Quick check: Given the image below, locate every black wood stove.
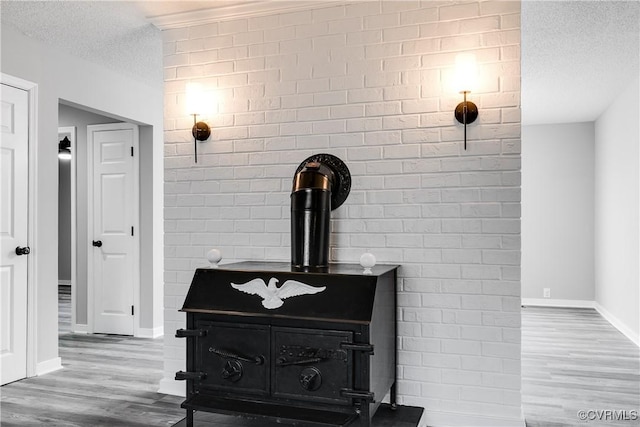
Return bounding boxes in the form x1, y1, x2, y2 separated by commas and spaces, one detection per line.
175, 261, 398, 426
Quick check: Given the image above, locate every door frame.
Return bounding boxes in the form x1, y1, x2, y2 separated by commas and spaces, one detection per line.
58, 126, 77, 330
86, 123, 140, 336
1, 73, 38, 377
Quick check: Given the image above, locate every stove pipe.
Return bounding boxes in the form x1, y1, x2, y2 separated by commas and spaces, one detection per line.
290, 154, 350, 271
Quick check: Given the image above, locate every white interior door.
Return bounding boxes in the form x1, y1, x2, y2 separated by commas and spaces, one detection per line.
88, 123, 138, 336
0, 83, 29, 385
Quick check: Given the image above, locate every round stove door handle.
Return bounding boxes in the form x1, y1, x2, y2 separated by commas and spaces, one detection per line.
299, 367, 322, 391
221, 360, 243, 382
208, 347, 264, 365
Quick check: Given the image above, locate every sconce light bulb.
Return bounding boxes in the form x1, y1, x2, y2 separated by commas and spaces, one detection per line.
58, 150, 72, 160
454, 53, 478, 94
185, 82, 208, 116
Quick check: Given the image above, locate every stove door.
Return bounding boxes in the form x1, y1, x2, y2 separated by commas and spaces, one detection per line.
197, 321, 269, 396
272, 327, 353, 405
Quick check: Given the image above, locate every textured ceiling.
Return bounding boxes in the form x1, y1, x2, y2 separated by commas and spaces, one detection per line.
522, 1, 639, 125
1, 1, 639, 124
0, 0, 164, 87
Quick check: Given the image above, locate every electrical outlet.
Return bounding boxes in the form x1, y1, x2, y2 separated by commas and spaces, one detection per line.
543, 288, 551, 298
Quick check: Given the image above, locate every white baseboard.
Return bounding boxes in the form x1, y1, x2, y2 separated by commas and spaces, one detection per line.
419, 410, 525, 427
521, 298, 595, 308
595, 302, 640, 347
138, 326, 164, 339
158, 377, 186, 397
37, 357, 63, 376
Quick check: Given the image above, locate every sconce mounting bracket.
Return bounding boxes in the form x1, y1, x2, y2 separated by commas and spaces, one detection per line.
192, 121, 211, 141
454, 101, 478, 125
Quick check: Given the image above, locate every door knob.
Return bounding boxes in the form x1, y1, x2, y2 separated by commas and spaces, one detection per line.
92, 240, 103, 248
15, 246, 30, 256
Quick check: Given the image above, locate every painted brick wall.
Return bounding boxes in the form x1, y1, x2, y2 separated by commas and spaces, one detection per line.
162, 1, 521, 424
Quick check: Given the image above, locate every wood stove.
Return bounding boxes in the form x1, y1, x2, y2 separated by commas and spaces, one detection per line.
175, 261, 398, 426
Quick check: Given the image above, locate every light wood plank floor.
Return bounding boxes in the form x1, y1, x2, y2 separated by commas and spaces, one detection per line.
1, 286, 185, 426
522, 306, 640, 427
2, 289, 638, 426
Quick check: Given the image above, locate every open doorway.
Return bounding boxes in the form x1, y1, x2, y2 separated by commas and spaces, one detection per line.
57, 125, 75, 334
56, 100, 162, 342
57, 102, 130, 336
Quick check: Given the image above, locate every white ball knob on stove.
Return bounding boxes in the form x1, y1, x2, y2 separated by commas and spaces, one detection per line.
359, 252, 376, 275
207, 248, 222, 268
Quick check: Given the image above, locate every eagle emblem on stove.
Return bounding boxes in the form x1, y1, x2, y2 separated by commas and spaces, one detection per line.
231, 278, 326, 309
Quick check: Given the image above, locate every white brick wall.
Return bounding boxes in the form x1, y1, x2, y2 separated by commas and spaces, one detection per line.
162, 1, 521, 424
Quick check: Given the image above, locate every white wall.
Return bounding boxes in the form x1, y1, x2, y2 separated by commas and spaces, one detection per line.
160, 2, 523, 425
1, 23, 165, 367
522, 122, 595, 301
594, 76, 640, 343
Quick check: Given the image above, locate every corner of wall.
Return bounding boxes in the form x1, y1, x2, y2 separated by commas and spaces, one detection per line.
594, 75, 640, 343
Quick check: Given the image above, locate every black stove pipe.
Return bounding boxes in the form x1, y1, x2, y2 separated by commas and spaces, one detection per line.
291, 162, 332, 270
290, 154, 350, 271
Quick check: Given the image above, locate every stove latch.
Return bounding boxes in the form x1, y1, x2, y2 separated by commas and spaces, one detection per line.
340, 388, 375, 403
208, 347, 264, 365
208, 347, 265, 383
175, 371, 206, 381
340, 342, 374, 355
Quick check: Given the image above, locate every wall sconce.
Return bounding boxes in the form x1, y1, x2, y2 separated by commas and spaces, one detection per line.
58, 136, 72, 160
453, 53, 479, 151
185, 82, 211, 163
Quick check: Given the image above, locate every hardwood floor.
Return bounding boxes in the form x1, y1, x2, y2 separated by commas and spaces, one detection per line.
58, 284, 72, 334
2, 289, 638, 426
0, 286, 184, 426
522, 306, 640, 427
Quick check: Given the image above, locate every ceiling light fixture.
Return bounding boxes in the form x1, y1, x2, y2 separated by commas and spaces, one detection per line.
58, 136, 72, 160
